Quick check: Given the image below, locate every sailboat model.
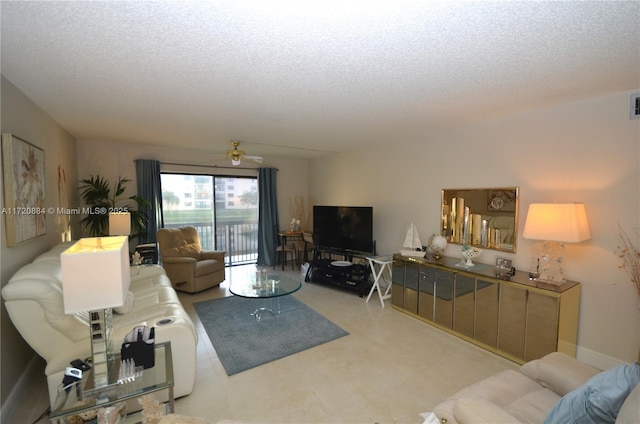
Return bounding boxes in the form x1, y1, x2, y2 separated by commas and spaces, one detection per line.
400, 222, 426, 257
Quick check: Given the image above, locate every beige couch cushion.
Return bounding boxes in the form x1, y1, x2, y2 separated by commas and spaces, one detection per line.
505, 387, 560, 424
434, 370, 545, 423
453, 397, 521, 423
453, 370, 544, 406
617, 382, 640, 423
520, 352, 601, 396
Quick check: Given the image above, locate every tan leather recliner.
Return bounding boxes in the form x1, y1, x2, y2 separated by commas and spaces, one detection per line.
157, 226, 226, 293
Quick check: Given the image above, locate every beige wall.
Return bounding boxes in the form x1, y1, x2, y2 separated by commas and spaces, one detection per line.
0, 76, 79, 406
75, 140, 310, 236
310, 90, 640, 367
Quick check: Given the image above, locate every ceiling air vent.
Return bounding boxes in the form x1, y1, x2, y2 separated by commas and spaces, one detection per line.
631, 92, 640, 120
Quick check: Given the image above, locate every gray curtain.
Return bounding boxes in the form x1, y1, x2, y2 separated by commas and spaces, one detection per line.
135, 159, 164, 244
256, 167, 278, 266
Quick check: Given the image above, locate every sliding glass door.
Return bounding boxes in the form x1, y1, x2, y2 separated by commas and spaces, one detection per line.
161, 173, 258, 266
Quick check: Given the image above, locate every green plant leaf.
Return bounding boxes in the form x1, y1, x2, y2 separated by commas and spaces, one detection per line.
78, 175, 149, 238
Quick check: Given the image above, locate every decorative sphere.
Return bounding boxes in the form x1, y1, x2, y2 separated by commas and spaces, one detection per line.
430, 235, 448, 252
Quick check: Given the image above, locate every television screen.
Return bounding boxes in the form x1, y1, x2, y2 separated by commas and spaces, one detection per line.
313, 206, 373, 253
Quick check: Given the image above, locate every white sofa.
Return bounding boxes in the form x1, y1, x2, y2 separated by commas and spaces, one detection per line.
2, 242, 198, 407
433, 352, 640, 424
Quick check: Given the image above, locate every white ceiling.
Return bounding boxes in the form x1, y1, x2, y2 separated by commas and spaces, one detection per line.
1, 1, 639, 160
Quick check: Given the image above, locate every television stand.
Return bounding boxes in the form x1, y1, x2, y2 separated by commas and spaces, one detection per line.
306, 247, 374, 297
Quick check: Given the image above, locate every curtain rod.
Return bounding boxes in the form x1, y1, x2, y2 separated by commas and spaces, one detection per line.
134, 160, 278, 171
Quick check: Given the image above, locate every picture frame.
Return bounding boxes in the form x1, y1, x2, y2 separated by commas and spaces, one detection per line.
2, 133, 46, 246
495, 257, 513, 271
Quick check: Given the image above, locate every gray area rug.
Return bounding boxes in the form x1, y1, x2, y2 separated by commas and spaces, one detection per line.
194, 295, 349, 376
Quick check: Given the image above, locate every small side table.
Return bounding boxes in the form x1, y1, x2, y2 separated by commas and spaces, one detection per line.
49, 342, 174, 423
366, 256, 394, 307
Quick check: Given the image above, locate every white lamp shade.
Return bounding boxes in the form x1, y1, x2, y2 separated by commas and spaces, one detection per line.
61, 236, 130, 313
109, 212, 131, 236
522, 203, 591, 243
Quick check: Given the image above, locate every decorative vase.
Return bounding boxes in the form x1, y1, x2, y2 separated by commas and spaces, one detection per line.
459, 246, 481, 267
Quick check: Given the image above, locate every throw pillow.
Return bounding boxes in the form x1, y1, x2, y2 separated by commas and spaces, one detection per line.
544, 361, 640, 424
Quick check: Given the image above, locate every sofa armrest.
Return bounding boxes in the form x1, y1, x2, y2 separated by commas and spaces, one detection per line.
519, 352, 601, 396
201, 250, 225, 261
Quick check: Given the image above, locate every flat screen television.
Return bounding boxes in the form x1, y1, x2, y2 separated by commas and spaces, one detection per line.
313, 206, 374, 253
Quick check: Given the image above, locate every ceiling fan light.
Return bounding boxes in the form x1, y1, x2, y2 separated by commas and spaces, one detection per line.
231, 158, 241, 166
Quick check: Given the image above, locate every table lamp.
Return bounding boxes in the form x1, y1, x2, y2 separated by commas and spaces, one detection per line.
522, 203, 590, 284
109, 212, 131, 236
61, 236, 130, 388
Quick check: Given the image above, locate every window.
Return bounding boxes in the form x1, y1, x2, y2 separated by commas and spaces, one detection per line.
161, 173, 259, 265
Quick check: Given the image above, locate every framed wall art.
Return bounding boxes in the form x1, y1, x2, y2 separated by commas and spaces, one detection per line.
2, 133, 46, 246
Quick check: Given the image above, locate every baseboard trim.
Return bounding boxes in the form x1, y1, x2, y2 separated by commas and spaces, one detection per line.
1, 354, 42, 423
577, 346, 627, 370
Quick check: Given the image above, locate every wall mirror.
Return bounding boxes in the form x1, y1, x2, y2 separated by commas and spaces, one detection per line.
441, 187, 519, 253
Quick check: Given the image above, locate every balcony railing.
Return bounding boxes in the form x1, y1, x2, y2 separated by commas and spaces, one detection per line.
163, 221, 258, 266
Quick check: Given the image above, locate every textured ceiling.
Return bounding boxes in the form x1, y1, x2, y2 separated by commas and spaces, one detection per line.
1, 1, 639, 161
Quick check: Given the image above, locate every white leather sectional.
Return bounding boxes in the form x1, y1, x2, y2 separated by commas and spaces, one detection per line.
2, 242, 198, 407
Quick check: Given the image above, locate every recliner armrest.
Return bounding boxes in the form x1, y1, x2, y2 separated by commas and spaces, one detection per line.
201, 250, 225, 260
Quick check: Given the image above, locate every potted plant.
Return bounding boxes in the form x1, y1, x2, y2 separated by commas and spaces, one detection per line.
79, 175, 150, 237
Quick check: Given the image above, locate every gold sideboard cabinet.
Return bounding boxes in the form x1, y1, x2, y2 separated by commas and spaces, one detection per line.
392, 254, 581, 364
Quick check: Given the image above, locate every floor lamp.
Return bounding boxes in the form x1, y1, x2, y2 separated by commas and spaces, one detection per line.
61, 236, 130, 389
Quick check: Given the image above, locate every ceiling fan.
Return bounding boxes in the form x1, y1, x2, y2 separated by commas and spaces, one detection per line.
226, 141, 263, 166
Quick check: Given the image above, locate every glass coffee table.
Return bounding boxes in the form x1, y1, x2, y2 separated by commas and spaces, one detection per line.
230, 273, 301, 321
49, 342, 174, 423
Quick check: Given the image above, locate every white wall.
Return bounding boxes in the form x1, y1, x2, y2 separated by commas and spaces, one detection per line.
0, 76, 79, 408
310, 90, 640, 366
75, 140, 310, 235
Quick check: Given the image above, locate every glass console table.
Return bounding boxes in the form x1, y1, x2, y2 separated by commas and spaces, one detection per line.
49, 342, 174, 423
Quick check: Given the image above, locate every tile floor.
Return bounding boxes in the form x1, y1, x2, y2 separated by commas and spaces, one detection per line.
11, 264, 517, 423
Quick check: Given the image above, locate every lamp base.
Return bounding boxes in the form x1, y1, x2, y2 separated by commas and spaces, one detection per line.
537, 241, 565, 284
533, 277, 565, 286
89, 308, 116, 388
